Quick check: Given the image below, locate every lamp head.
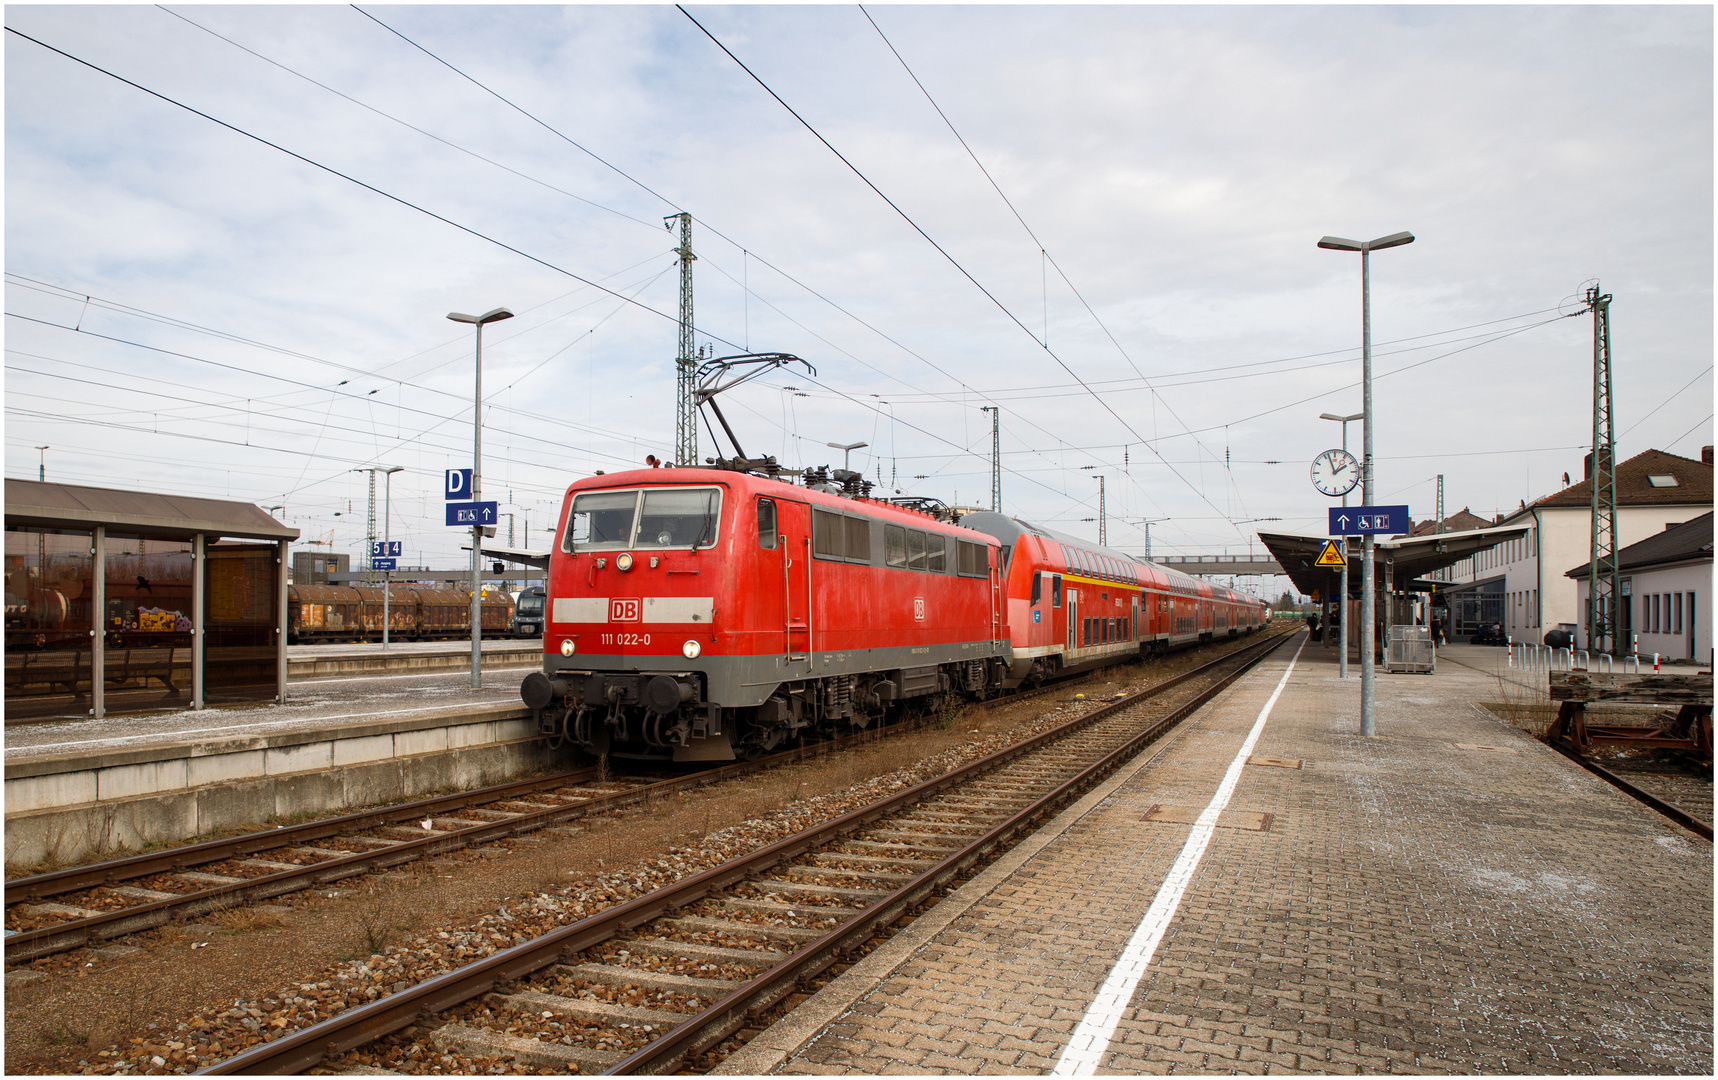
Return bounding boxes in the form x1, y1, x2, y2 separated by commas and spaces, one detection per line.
447, 307, 515, 326
1317, 236, 1363, 252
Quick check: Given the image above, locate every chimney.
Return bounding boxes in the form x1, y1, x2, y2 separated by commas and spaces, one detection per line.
1703, 445, 1713, 466
1584, 451, 1593, 480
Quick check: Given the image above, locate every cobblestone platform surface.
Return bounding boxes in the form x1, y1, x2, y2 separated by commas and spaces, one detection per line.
723, 633, 1713, 1075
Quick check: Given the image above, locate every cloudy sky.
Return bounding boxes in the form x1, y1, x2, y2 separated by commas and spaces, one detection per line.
6, 4, 1712, 594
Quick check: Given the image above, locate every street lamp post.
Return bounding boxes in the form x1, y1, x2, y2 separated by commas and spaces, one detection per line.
1319, 411, 1364, 679
1318, 231, 1413, 737
448, 307, 514, 688
826, 441, 867, 472
382, 466, 404, 649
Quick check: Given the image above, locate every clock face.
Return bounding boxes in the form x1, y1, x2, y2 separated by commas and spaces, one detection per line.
1311, 449, 1361, 497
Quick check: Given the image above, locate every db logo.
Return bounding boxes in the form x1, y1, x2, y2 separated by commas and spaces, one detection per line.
913, 597, 926, 622
610, 598, 640, 622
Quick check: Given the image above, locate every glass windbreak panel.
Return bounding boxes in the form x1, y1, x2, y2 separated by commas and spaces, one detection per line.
758, 500, 778, 550
104, 535, 195, 715
5, 526, 95, 719
638, 488, 721, 548
204, 542, 279, 706
885, 525, 907, 568
845, 517, 871, 563
907, 530, 927, 571
566, 490, 639, 551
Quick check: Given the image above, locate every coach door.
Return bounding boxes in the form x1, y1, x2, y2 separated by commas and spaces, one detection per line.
775, 499, 813, 663
1067, 590, 1078, 652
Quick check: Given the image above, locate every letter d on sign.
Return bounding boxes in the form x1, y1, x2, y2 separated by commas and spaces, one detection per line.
445, 469, 472, 500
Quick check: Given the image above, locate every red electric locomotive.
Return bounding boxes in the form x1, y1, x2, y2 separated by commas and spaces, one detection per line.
520, 467, 1011, 761
959, 513, 1264, 686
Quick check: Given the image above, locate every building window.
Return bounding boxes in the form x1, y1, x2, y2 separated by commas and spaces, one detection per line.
1676, 593, 1684, 635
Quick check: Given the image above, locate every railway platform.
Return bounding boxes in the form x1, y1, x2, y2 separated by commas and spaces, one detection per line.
722, 633, 1713, 1075
4, 655, 556, 871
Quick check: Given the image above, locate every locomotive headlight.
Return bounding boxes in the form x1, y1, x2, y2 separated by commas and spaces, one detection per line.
560, 638, 576, 657
615, 552, 634, 572
682, 639, 701, 659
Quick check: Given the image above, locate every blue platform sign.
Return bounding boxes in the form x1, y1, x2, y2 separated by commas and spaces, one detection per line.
370, 540, 402, 558
446, 500, 499, 527
445, 469, 473, 500
371, 557, 397, 571
1329, 505, 1409, 536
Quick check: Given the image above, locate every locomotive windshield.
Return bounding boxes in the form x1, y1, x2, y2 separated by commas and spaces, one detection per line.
516, 594, 544, 616
565, 487, 722, 551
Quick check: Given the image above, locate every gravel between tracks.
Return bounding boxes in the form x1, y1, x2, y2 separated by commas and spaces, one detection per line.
4, 644, 1250, 1076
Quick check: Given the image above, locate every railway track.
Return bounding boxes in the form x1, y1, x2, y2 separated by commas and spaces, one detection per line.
195, 627, 1294, 1075
4, 735, 905, 965
1545, 739, 1713, 842
2, 635, 1224, 968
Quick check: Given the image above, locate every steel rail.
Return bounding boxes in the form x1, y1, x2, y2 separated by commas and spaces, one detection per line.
197, 629, 1292, 1075
1547, 737, 1713, 843
3, 715, 939, 963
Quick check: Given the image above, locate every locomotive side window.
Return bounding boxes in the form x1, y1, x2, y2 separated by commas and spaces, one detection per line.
928, 535, 948, 573
757, 499, 778, 550
638, 488, 721, 547
884, 525, 908, 568
956, 539, 987, 578
907, 530, 927, 571
1052, 574, 1062, 608
565, 490, 639, 551
813, 508, 844, 559
845, 517, 871, 563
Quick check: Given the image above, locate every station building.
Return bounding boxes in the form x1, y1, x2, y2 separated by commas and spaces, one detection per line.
1569, 510, 1711, 661
1428, 447, 1712, 644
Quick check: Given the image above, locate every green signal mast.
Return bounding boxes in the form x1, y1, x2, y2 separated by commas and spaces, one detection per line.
1584, 282, 1620, 656
669, 212, 697, 468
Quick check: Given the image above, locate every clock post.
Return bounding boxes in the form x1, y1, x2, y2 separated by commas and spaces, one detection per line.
1316, 412, 1364, 679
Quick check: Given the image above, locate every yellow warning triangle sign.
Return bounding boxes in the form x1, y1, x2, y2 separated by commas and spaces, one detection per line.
1315, 540, 1347, 568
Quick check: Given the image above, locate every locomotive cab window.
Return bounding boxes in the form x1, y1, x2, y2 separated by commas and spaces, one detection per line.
1031, 573, 1042, 606
757, 499, 778, 550
564, 487, 722, 551
639, 488, 720, 547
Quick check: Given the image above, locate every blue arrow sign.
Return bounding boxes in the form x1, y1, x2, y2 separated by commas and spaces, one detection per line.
371, 557, 397, 571
370, 540, 402, 558
445, 469, 473, 500
446, 501, 499, 527
1330, 504, 1409, 536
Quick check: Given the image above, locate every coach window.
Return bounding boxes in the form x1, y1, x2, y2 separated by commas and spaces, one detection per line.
885, 525, 908, 568
907, 530, 927, 571
1052, 574, 1063, 608
757, 499, 778, 550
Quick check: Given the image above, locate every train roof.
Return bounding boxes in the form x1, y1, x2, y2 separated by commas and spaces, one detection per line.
563, 467, 1003, 544
961, 511, 1215, 595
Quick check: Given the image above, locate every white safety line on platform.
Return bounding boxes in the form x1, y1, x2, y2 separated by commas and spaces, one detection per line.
1052, 636, 1307, 1075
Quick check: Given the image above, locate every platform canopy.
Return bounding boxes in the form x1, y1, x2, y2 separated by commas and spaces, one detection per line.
1258, 525, 1529, 600
6, 479, 298, 541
